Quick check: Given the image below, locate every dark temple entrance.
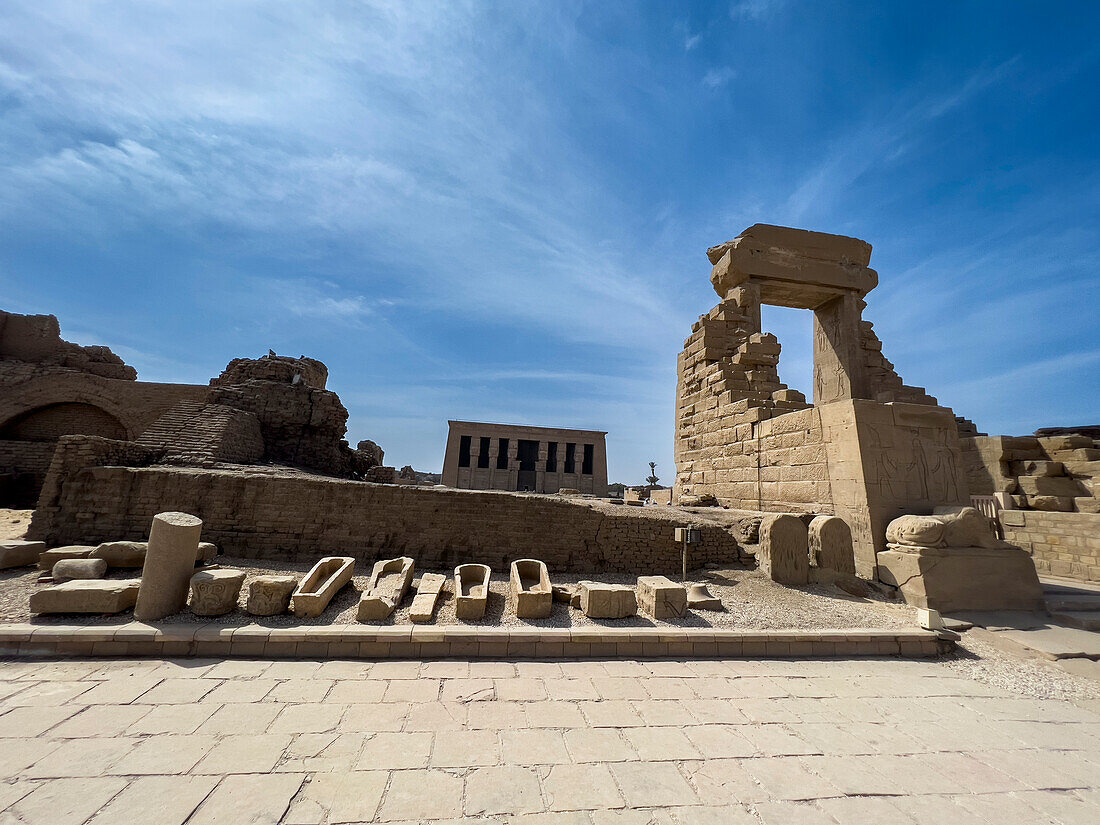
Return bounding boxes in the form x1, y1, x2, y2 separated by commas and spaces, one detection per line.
517, 439, 539, 491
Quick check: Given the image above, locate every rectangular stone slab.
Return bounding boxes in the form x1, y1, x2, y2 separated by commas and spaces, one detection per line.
637, 575, 688, 619
37, 546, 95, 572
0, 540, 45, 570
30, 579, 140, 614
409, 573, 447, 623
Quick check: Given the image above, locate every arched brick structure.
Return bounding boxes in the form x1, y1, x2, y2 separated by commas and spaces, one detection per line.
0, 402, 128, 442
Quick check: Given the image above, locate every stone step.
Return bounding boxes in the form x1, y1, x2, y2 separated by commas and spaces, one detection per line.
1046, 596, 1100, 613
1050, 611, 1100, 631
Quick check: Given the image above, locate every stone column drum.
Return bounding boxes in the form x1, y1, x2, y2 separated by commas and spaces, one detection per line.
134, 511, 203, 621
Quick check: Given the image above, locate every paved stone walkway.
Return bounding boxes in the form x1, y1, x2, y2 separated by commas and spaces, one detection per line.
0, 657, 1098, 824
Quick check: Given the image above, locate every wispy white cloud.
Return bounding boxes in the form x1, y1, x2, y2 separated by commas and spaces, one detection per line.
729, 0, 784, 22
702, 66, 738, 89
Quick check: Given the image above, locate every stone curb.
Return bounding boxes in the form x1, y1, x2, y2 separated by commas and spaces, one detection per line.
0, 623, 952, 659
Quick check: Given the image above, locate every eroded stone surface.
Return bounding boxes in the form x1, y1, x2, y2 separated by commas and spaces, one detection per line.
29, 578, 140, 614
358, 556, 415, 622
90, 541, 147, 568
51, 557, 107, 581
808, 515, 855, 575
246, 575, 298, 616
578, 581, 637, 619
37, 546, 94, 572
409, 573, 447, 623
0, 539, 44, 570
190, 568, 246, 616
759, 514, 809, 585
637, 575, 688, 619
134, 512, 203, 621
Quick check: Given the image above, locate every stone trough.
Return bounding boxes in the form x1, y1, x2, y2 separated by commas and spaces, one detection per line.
292, 556, 355, 618
455, 563, 491, 620
509, 558, 552, 619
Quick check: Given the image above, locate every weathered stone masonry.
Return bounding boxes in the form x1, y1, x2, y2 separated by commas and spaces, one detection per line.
29, 437, 747, 575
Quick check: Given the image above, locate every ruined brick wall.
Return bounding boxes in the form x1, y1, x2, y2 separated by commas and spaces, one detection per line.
28, 461, 750, 575
136, 402, 264, 466
1001, 510, 1100, 582
0, 440, 55, 507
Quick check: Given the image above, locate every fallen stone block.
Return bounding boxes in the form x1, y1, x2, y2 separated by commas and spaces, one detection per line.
454, 563, 491, 620
190, 567, 246, 616
358, 556, 415, 622
577, 581, 637, 619
759, 514, 809, 585
0, 540, 45, 570
292, 556, 355, 618
37, 546, 95, 572
409, 573, 447, 623
637, 575, 688, 619
90, 541, 147, 568
246, 575, 298, 616
197, 542, 219, 563
510, 559, 552, 619
134, 512, 203, 621
51, 558, 108, 582
1017, 475, 1086, 498
686, 582, 723, 611
30, 579, 140, 615
1029, 495, 1074, 512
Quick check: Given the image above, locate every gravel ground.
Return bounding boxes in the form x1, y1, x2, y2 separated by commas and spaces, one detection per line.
2, 553, 919, 630
944, 631, 1100, 703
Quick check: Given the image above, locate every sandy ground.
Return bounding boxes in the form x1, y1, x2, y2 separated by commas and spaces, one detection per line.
0, 509, 31, 542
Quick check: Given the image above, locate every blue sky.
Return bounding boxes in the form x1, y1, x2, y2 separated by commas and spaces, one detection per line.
1, 1, 1098, 483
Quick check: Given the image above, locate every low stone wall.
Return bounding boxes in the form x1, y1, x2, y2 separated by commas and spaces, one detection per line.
28, 460, 750, 574
1002, 509, 1100, 582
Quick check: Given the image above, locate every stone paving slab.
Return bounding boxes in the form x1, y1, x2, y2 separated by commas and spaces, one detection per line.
0, 656, 1098, 823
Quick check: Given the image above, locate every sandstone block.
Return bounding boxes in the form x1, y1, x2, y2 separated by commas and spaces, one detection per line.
758, 514, 809, 585
246, 575, 298, 616
37, 546, 95, 572
134, 512, 203, 621
808, 515, 855, 574
637, 575, 688, 619
409, 572, 447, 623
1075, 497, 1100, 514
292, 557, 355, 618
1030, 495, 1074, 512
30, 579, 140, 614
1038, 435, 1093, 452
190, 568, 246, 616
1017, 475, 1086, 498
455, 564, 491, 620
878, 545, 1043, 612
1010, 460, 1064, 477
197, 542, 219, 562
90, 541, 147, 567
358, 556, 415, 622
0, 540, 45, 570
553, 584, 576, 604
51, 558, 108, 581
577, 581, 637, 619
509, 559, 552, 619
